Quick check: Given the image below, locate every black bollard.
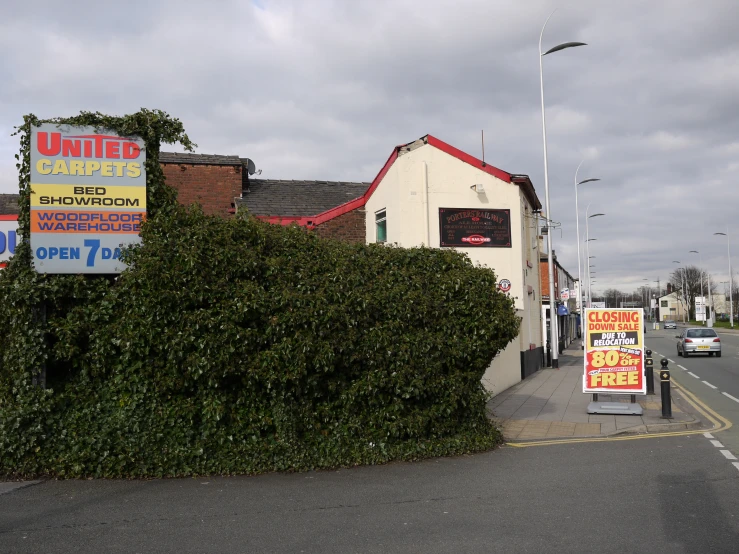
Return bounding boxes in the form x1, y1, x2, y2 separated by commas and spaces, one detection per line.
645, 349, 655, 395
660, 358, 672, 419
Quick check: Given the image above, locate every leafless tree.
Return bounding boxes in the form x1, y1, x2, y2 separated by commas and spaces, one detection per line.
669, 265, 718, 319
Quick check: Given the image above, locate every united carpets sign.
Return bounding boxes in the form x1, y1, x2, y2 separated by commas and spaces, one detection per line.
438, 208, 511, 248
30, 124, 146, 274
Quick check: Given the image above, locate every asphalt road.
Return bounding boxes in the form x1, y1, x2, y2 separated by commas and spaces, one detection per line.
647, 325, 739, 454
3, 433, 739, 553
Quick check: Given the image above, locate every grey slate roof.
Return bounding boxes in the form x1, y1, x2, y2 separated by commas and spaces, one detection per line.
237, 179, 370, 217
0, 194, 19, 215
159, 152, 242, 166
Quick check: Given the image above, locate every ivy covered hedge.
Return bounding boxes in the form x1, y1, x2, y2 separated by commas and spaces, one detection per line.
0, 111, 520, 478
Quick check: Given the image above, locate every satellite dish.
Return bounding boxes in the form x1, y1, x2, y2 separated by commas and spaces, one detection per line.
244, 158, 257, 176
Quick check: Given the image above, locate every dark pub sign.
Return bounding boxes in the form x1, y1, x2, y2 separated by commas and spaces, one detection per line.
438, 208, 511, 248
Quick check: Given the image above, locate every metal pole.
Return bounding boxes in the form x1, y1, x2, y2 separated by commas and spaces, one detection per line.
729, 229, 734, 328
586, 203, 592, 307
700, 252, 704, 324
660, 359, 672, 419
682, 269, 687, 323
708, 272, 713, 326
540, 11, 559, 368
575, 160, 584, 347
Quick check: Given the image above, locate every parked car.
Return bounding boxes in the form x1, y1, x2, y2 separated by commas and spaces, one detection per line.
664, 320, 677, 329
676, 328, 721, 357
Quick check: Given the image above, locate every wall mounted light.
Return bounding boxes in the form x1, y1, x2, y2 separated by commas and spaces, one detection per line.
471, 183, 485, 194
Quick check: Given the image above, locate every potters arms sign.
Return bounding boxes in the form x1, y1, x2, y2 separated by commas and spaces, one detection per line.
438, 208, 511, 248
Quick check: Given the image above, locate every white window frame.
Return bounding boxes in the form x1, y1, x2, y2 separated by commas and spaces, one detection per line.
375, 209, 387, 243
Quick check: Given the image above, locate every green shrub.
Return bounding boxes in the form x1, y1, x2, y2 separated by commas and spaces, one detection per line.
0, 112, 519, 478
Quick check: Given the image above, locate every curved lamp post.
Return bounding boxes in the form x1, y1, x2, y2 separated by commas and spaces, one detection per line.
585, 241, 597, 306
714, 231, 733, 328
539, 10, 587, 368
585, 206, 605, 310
574, 158, 600, 327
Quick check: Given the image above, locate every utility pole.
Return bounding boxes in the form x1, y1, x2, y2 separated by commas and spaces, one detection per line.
708, 272, 714, 327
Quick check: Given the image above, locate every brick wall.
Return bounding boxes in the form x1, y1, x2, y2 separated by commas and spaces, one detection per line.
312, 208, 366, 243
162, 161, 367, 243
161, 163, 241, 217
540, 260, 559, 301
540, 260, 565, 302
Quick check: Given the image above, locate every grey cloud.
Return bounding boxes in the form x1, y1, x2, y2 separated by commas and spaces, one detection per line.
2, 0, 739, 293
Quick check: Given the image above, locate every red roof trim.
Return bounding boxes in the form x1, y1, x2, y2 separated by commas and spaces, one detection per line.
426, 135, 512, 183
252, 134, 527, 228
360, 147, 401, 203
0, 215, 18, 221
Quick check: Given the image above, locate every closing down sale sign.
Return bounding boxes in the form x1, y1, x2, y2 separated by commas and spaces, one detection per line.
583, 308, 646, 394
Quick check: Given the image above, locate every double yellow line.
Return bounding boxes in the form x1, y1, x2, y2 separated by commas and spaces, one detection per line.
506, 377, 732, 448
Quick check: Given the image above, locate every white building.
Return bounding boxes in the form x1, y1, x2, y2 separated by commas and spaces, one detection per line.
363, 134, 543, 396
658, 292, 686, 321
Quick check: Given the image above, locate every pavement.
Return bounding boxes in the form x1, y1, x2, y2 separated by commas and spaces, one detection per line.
487, 343, 708, 441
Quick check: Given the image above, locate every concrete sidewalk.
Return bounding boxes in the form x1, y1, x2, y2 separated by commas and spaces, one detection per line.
487, 345, 705, 441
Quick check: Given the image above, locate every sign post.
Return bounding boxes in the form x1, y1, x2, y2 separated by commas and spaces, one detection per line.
695, 296, 706, 322
583, 308, 646, 415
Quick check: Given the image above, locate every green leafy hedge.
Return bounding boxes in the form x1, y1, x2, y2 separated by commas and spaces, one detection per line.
0, 112, 520, 478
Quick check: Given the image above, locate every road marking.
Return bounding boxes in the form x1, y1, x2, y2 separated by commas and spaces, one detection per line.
710, 439, 725, 448
703, 381, 718, 389
678, 365, 688, 371
733, 462, 739, 472
704, 432, 715, 439
722, 392, 739, 403
720, 450, 737, 460
668, 358, 675, 363
688, 372, 700, 378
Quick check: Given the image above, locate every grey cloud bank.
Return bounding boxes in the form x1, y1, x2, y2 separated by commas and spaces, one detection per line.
2, 0, 739, 293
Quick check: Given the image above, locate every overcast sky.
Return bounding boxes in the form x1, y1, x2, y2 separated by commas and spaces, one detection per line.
2, 0, 739, 295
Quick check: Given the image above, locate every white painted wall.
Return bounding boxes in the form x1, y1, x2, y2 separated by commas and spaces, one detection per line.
365, 141, 542, 395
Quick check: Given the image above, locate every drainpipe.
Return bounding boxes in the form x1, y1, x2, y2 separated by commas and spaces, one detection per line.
421, 161, 430, 245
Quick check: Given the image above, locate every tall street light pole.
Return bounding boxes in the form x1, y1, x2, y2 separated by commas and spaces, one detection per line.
574, 159, 600, 337
689, 250, 704, 324
642, 278, 649, 318
715, 230, 733, 328
585, 204, 605, 310
587, 254, 596, 306
539, 9, 586, 368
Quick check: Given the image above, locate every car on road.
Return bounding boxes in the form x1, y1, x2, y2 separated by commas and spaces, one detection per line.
676, 327, 721, 357
664, 320, 677, 329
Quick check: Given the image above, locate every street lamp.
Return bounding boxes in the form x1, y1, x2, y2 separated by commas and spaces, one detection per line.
642, 279, 650, 320
673, 261, 687, 323
574, 158, 600, 323
689, 250, 704, 324
585, 206, 605, 310
714, 231, 733, 328
539, 10, 586, 369
585, 242, 597, 307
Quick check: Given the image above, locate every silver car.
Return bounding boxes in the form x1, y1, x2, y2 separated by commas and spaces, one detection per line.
664, 320, 677, 329
676, 328, 721, 357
